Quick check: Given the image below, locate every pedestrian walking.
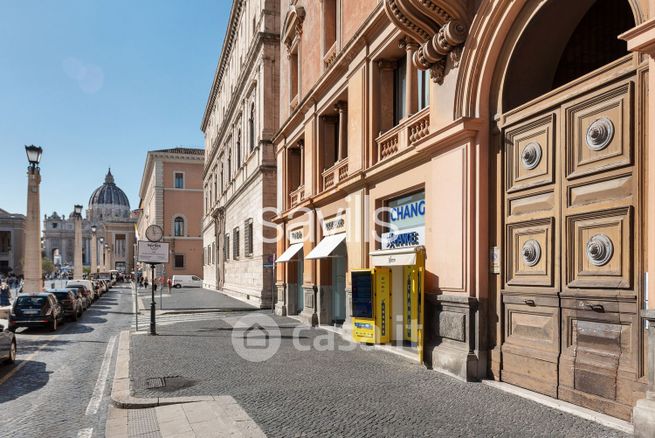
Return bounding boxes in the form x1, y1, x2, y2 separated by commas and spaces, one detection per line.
167, 277, 172, 294
144, 278, 149, 289
0, 282, 11, 306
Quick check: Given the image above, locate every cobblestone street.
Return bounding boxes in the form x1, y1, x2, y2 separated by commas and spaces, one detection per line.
0, 286, 133, 438
130, 302, 628, 438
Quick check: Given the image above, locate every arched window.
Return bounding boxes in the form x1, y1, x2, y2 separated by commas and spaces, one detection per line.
174, 217, 185, 237
249, 104, 255, 152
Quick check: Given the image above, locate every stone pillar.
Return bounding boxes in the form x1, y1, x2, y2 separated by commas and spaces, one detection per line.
621, 22, 655, 436
23, 167, 42, 292
91, 232, 97, 274
73, 215, 83, 279
335, 102, 347, 161
400, 38, 419, 118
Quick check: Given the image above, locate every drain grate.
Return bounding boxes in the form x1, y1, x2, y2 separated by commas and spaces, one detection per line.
145, 377, 166, 389
144, 375, 195, 391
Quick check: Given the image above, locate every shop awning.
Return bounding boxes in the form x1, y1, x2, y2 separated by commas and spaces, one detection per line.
306, 233, 346, 260
370, 246, 423, 266
276, 243, 304, 263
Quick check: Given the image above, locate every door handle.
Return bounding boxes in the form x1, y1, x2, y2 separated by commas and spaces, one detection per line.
524, 299, 536, 306
584, 303, 604, 312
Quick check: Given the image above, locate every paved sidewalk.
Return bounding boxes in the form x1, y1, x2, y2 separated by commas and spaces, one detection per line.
127, 306, 629, 437
139, 287, 255, 312
106, 397, 265, 437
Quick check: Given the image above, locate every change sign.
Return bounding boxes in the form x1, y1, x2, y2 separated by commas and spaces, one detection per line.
137, 240, 170, 264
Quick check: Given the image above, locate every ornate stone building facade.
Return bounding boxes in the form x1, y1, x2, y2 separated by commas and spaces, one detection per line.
201, 0, 280, 308
0, 209, 25, 276
270, 0, 655, 427
137, 148, 204, 280
43, 169, 136, 273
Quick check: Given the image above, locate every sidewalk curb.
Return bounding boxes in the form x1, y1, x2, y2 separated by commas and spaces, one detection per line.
110, 330, 217, 409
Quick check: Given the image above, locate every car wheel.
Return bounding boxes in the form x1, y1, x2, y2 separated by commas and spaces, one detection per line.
174, 284, 182, 289
6, 341, 16, 363
49, 318, 57, 332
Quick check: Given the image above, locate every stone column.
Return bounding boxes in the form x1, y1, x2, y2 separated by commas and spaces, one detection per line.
91, 231, 97, 274
73, 215, 83, 279
621, 22, 655, 437
23, 167, 42, 292
299, 141, 305, 186
400, 38, 419, 118
335, 102, 347, 161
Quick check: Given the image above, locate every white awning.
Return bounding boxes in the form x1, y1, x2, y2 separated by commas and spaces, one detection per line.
276, 243, 304, 263
306, 233, 346, 260
370, 246, 423, 266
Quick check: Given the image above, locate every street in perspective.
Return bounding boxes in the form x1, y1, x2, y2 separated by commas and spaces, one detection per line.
2, 0, 655, 437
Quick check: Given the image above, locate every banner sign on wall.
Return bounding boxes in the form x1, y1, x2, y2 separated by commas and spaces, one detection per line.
383, 191, 425, 250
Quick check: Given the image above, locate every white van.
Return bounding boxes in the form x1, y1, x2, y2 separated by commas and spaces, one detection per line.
171, 275, 202, 288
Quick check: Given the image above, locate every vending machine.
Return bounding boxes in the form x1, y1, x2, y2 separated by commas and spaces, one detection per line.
351, 268, 391, 344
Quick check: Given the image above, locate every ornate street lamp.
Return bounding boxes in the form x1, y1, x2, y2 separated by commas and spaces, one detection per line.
23, 145, 43, 292
73, 204, 84, 279
25, 145, 43, 168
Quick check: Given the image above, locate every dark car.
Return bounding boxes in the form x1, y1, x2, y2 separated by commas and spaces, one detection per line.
0, 322, 16, 363
8, 293, 64, 332
67, 285, 93, 308
49, 289, 82, 321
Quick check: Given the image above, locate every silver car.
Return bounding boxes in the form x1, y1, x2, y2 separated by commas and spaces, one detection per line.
0, 322, 16, 363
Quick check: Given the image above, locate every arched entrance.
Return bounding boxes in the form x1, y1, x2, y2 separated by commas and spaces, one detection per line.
492, 0, 645, 420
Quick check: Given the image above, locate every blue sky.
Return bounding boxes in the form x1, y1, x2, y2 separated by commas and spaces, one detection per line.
0, 0, 229, 216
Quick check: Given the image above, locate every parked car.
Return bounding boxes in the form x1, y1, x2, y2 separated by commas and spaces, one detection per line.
49, 289, 82, 321
66, 286, 88, 311
0, 322, 16, 363
67, 280, 97, 301
68, 285, 93, 309
98, 280, 109, 294
9, 293, 64, 332
172, 275, 203, 288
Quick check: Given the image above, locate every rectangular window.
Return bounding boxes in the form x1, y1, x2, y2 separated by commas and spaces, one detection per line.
290, 50, 299, 100
233, 227, 240, 259
417, 70, 430, 110
393, 60, 407, 126
225, 234, 230, 260
174, 254, 185, 268
323, 0, 337, 56
174, 172, 184, 189
245, 219, 253, 257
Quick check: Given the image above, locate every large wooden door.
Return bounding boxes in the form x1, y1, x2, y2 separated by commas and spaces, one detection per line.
499, 60, 644, 420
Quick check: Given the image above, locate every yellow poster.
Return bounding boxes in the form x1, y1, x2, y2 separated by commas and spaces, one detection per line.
375, 267, 391, 344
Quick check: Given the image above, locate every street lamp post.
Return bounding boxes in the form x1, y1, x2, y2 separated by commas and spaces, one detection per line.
23, 145, 43, 292
73, 204, 83, 279
90, 225, 98, 276
99, 237, 105, 271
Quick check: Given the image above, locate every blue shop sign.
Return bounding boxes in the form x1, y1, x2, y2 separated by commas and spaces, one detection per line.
388, 192, 425, 230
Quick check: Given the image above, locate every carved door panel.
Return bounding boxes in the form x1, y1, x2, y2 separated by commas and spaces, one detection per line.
500, 72, 642, 420
500, 111, 562, 397
558, 78, 642, 420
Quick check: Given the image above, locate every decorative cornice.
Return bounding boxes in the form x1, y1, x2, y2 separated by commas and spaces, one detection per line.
282, 5, 305, 51
201, 0, 245, 131
383, 0, 468, 84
